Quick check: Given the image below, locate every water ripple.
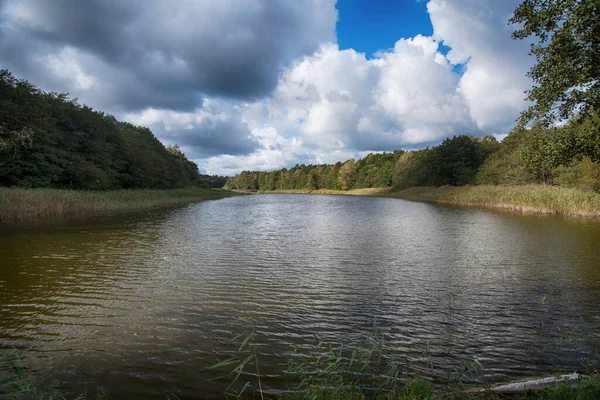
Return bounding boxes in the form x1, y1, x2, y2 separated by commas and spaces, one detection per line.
1, 195, 600, 398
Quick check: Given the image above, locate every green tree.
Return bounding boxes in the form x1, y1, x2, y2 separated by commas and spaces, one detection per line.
428, 135, 487, 186
0, 126, 33, 167
338, 159, 356, 190
0, 69, 224, 190
510, 0, 600, 125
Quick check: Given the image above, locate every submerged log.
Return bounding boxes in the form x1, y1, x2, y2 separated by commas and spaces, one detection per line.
488, 373, 585, 393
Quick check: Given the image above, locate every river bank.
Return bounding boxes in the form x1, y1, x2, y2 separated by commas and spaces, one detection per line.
0, 187, 240, 222
251, 185, 600, 219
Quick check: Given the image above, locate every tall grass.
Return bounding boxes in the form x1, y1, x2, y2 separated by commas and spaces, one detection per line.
0, 187, 239, 222
207, 326, 264, 399
253, 185, 600, 219
389, 185, 600, 219
208, 326, 599, 399
2, 342, 599, 399
206, 324, 460, 400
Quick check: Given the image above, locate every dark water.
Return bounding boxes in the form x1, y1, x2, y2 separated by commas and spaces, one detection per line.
1, 194, 599, 398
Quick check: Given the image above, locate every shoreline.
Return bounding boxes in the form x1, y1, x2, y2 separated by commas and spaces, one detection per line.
3, 184, 600, 222
0, 187, 240, 222
245, 184, 600, 220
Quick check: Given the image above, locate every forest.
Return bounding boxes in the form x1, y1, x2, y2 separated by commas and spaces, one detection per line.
0, 70, 225, 190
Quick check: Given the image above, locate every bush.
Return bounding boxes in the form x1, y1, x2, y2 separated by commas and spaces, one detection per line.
554, 157, 600, 193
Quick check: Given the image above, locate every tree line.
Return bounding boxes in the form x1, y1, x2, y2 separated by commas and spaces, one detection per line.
225, 116, 600, 193
0, 70, 225, 190
224, 135, 502, 191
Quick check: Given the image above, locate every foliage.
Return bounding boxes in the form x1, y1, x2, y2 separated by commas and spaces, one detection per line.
225, 154, 397, 192
476, 112, 600, 190
226, 117, 600, 194
426, 135, 498, 187
286, 329, 403, 399
553, 157, 600, 192
207, 327, 264, 399
3, 345, 600, 399
510, 0, 600, 125
0, 126, 33, 167
225, 137, 497, 192
0, 70, 226, 190
476, 130, 532, 185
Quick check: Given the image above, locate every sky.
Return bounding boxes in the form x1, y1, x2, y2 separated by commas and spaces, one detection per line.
0, 0, 533, 176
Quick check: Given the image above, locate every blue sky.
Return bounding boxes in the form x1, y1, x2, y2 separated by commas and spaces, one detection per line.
0, 0, 532, 175
337, 0, 433, 57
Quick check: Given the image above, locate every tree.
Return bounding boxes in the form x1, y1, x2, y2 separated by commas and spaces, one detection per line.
0, 126, 33, 167
428, 135, 486, 186
510, 0, 600, 125
338, 159, 356, 190
0, 69, 224, 189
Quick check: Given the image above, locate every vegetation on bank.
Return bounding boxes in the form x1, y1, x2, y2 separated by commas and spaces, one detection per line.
0, 187, 238, 222
224, 135, 502, 192
0, 70, 227, 190
388, 185, 600, 219
3, 329, 599, 400
247, 185, 600, 219
225, 113, 600, 201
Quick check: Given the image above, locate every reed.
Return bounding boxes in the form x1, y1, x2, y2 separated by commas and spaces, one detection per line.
0, 187, 239, 222
253, 185, 600, 219
388, 185, 600, 219
2, 345, 599, 399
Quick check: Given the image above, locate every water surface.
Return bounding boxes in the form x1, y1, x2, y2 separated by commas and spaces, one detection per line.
1, 194, 599, 398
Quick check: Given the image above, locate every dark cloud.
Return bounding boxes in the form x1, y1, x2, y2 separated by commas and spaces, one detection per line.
164, 119, 260, 159
127, 103, 261, 158
0, 0, 336, 112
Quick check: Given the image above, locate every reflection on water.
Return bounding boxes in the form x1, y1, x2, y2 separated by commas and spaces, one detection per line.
1, 194, 600, 398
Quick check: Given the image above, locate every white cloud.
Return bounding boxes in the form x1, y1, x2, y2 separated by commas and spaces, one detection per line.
372, 34, 477, 144
257, 38, 477, 155
428, 0, 533, 131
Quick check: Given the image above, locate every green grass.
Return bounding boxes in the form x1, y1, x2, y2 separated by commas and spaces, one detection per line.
522, 374, 600, 400
0, 187, 239, 222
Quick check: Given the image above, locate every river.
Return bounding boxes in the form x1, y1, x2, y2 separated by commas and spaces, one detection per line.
1, 194, 599, 398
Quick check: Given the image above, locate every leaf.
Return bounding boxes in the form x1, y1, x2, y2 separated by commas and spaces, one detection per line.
208, 357, 239, 370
